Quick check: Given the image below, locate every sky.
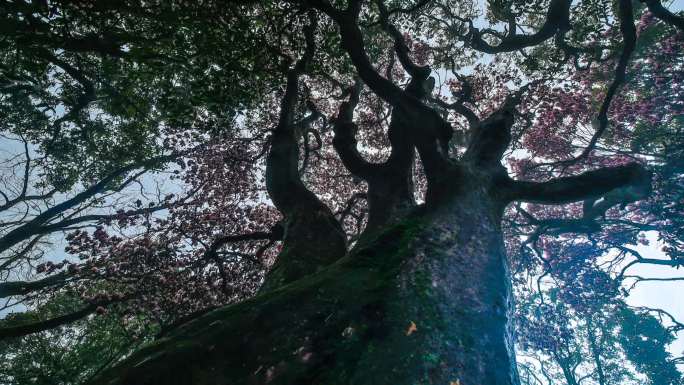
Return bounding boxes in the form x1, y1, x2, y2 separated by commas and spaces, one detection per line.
625, 231, 684, 358
625, 0, 684, 361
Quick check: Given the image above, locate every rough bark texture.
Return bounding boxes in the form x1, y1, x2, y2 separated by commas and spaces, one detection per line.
91, 159, 521, 385
85, 2, 652, 383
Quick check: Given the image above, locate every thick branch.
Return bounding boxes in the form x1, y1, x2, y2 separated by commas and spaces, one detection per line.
335, 11, 407, 105
263, 12, 346, 291
507, 163, 651, 204
376, 0, 430, 79
463, 106, 514, 165
462, 81, 538, 165
333, 75, 418, 234
0, 301, 109, 340
642, 0, 684, 31
433, 98, 480, 130
0, 272, 70, 299
332, 81, 377, 179
267, 13, 325, 215
315, 2, 453, 180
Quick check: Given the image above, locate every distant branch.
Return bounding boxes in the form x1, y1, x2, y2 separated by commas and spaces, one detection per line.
544, 0, 636, 167
0, 299, 115, 340
0, 152, 183, 254
0, 272, 71, 299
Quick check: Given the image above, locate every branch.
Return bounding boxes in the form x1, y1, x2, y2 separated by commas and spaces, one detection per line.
333, 71, 419, 233
468, 0, 572, 53
313, 1, 453, 179
387, 0, 431, 16
0, 272, 71, 299
0, 300, 113, 340
335, 11, 407, 106
34, 49, 97, 137
266, 12, 325, 214
332, 80, 377, 179
376, 0, 430, 80
335, 192, 367, 221
462, 80, 542, 165
0, 235, 44, 272
0, 151, 182, 254
0, 137, 59, 213
618, 246, 684, 277
208, 231, 280, 253
544, 0, 636, 168
36, 204, 171, 236
463, 106, 514, 165
631, 306, 684, 332
262, 11, 347, 291
623, 275, 684, 292
516, 206, 602, 235
624, 275, 684, 283
507, 162, 651, 204
433, 73, 480, 128
641, 0, 684, 31
579, 0, 636, 158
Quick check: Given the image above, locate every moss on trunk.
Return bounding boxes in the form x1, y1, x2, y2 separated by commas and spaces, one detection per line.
93, 200, 519, 385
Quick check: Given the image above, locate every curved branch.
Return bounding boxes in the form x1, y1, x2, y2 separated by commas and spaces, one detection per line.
578, 0, 636, 159
376, 0, 430, 79
433, 97, 480, 129
543, 0, 636, 168
313, 1, 453, 180
641, 0, 684, 31
263, 12, 346, 291
332, 81, 377, 179
468, 0, 572, 53
631, 306, 684, 332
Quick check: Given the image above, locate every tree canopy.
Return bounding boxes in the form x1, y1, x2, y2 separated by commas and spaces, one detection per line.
0, 0, 683, 384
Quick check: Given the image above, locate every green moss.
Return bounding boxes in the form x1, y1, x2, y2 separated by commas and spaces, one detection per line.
92, 215, 453, 385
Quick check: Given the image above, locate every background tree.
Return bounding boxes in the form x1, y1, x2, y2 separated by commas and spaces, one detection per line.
0, 0, 683, 384
0, 293, 157, 385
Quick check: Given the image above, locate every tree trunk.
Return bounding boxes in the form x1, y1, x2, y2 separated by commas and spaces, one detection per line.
92, 187, 519, 385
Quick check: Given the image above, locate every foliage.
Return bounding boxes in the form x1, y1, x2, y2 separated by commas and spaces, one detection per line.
0, 0, 683, 383
0, 293, 155, 385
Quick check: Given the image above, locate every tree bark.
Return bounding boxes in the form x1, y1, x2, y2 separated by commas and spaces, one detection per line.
90, 179, 519, 385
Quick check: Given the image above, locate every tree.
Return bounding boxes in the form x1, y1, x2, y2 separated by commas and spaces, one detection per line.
0, 293, 157, 385
1, 1, 683, 384
516, 286, 682, 385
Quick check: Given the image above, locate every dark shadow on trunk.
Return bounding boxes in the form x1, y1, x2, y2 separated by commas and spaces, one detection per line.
90, 161, 521, 385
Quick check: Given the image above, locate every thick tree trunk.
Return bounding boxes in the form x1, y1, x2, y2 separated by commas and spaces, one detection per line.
92, 186, 519, 385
